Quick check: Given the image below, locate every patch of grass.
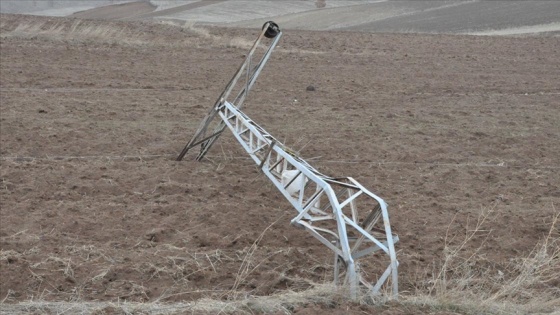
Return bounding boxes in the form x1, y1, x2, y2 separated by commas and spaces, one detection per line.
1, 20, 145, 45
0, 284, 350, 315
228, 216, 285, 299
0, 17, 265, 51
1, 217, 558, 314
406, 206, 559, 315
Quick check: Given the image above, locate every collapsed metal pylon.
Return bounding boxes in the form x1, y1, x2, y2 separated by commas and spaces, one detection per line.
177, 22, 399, 298
177, 21, 282, 161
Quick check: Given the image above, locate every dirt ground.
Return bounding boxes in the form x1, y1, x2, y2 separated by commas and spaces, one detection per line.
0, 14, 559, 314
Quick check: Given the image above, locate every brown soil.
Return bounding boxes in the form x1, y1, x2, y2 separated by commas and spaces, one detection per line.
1, 14, 559, 314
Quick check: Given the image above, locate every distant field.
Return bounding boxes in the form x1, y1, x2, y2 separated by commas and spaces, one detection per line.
1, 0, 560, 35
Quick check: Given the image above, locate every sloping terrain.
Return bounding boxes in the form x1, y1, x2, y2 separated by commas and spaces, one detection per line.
1, 0, 560, 35
0, 0, 138, 17
0, 13, 559, 314
338, 0, 560, 34
216, 0, 560, 35
71, 1, 156, 21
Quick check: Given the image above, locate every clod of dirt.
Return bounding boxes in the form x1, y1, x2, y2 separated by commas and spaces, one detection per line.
306, 85, 316, 91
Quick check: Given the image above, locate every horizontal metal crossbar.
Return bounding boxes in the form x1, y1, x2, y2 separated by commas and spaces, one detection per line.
353, 236, 400, 260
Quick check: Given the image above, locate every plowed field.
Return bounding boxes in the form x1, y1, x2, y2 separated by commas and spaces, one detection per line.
1, 14, 559, 314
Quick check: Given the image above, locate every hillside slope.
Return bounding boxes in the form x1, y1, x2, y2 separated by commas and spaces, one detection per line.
1, 0, 559, 35
1, 12, 559, 315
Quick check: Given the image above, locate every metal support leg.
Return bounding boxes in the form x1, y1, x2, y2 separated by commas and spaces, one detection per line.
176, 22, 282, 161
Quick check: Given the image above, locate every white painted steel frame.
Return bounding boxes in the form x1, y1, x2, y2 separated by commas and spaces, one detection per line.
176, 22, 283, 161
177, 21, 399, 298
217, 101, 399, 298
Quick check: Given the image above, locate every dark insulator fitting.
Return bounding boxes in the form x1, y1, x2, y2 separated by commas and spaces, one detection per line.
263, 21, 280, 38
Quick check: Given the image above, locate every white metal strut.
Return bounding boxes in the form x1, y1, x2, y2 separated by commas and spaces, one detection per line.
177, 21, 399, 298
177, 21, 282, 161
216, 100, 399, 298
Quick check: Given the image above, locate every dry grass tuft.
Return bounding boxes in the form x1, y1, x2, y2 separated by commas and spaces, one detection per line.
407, 206, 560, 315
1, 20, 145, 45
226, 36, 256, 50
0, 18, 259, 50
158, 20, 212, 39
1, 209, 557, 314
228, 215, 286, 300
488, 211, 560, 310
0, 284, 350, 314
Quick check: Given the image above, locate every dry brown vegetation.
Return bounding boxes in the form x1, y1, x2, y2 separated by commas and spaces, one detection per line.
1, 14, 559, 314
0, 17, 256, 50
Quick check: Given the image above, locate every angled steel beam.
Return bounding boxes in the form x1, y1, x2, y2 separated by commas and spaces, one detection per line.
215, 100, 399, 298
176, 21, 399, 299
177, 21, 282, 161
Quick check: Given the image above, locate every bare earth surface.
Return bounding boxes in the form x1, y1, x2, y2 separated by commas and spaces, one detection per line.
2, 1, 560, 35
1, 14, 559, 314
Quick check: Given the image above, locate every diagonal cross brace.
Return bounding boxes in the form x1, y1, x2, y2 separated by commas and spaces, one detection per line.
214, 101, 399, 298
176, 22, 399, 299
176, 21, 282, 161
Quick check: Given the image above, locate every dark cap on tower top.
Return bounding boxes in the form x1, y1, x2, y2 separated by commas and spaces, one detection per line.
263, 21, 280, 38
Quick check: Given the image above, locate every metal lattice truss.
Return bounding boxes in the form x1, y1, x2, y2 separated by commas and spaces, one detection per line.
177, 21, 282, 162
176, 22, 399, 298
216, 101, 399, 297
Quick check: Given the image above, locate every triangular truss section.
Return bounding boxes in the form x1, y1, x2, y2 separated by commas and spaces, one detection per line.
177, 21, 282, 161
177, 22, 399, 298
